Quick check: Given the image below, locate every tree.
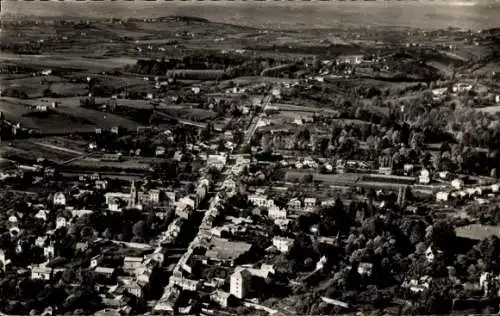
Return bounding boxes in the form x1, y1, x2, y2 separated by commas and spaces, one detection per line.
429, 220, 456, 252
132, 220, 148, 240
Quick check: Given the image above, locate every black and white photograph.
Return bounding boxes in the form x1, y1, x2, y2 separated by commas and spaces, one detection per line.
0, 0, 500, 315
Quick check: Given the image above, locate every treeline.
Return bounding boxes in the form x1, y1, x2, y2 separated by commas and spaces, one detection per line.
126, 54, 304, 78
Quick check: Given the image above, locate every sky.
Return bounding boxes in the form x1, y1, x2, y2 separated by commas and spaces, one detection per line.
2, 1, 500, 30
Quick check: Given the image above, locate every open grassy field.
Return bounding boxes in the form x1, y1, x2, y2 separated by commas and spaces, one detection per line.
0, 97, 142, 133
0, 53, 137, 72
476, 105, 500, 114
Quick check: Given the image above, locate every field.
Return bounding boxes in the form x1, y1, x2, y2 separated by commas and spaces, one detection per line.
1, 75, 87, 99
68, 158, 151, 171
0, 53, 137, 72
0, 97, 142, 133
476, 105, 500, 114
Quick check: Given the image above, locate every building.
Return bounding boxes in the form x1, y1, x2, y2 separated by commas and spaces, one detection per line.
56, 216, 68, 229
336, 54, 364, 65
229, 269, 252, 299
31, 266, 52, 280
436, 191, 450, 202
357, 262, 373, 277
53, 192, 66, 206
304, 198, 317, 209
210, 290, 235, 308
272, 236, 294, 253
123, 257, 144, 274
248, 195, 274, 208
378, 155, 393, 175
451, 178, 464, 190
419, 169, 431, 185
44, 245, 55, 259
268, 205, 287, 220
287, 198, 301, 210
170, 276, 200, 291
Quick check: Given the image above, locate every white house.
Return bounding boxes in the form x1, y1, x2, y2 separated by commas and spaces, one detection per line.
451, 178, 464, 190
35, 236, 47, 248
31, 266, 52, 280
492, 184, 500, 193
268, 205, 287, 220
56, 217, 67, 229
44, 245, 55, 259
419, 169, 431, 185
53, 192, 66, 206
304, 198, 317, 209
357, 262, 373, 277
248, 195, 274, 208
436, 191, 450, 202
272, 236, 294, 253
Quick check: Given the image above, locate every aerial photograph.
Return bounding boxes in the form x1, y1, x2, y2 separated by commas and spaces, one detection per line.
0, 0, 499, 315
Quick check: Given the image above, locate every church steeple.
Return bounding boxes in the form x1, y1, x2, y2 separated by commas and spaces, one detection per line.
129, 180, 138, 208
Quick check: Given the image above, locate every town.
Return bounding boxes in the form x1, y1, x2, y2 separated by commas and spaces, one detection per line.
1, 5, 500, 316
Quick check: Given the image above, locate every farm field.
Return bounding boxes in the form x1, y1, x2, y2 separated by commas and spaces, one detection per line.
476, 105, 500, 114
0, 97, 142, 133
69, 158, 152, 171
1, 75, 89, 98
0, 53, 137, 72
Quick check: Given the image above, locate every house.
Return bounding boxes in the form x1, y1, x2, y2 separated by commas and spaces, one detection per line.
304, 198, 317, 209
56, 217, 67, 229
44, 245, 55, 259
95, 180, 108, 190
35, 236, 47, 248
170, 276, 200, 291
95, 267, 116, 280
451, 178, 464, 190
336, 54, 364, 65
357, 262, 373, 277
53, 192, 66, 206
31, 265, 52, 280
272, 236, 294, 253
123, 281, 145, 298
153, 285, 181, 313
111, 126, 120, 135
436, 191, 450, 202
268, 205, 287, 220
287, 198, 301, 210
425, 245, 442, 263
438, 171, 450, 179
403, 275, 432, 293
35, 104, 48, 112
248, 195, 274, 208
149, 189, 161, 204
90, 255, 104, 269
419, 169, 431, 184
230, 269, 252, 299
123, 256, 144, 273
155, 146, 166, 157
210, 290, 235, 308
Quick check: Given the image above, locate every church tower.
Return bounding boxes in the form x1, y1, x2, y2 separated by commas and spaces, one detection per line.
129, 180, 138, 208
